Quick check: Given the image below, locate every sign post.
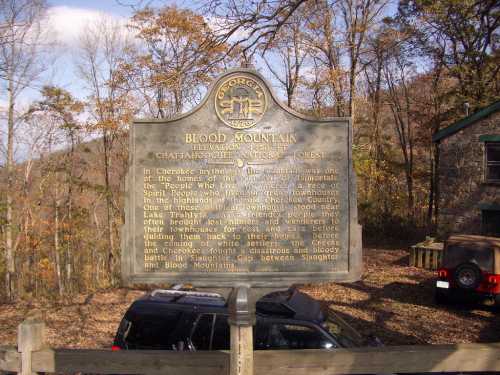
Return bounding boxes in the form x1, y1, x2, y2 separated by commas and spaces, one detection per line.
228, 286, 254, 375
122, 67, 363, 375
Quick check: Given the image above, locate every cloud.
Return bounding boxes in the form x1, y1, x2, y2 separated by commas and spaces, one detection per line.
45, 6, 127, 47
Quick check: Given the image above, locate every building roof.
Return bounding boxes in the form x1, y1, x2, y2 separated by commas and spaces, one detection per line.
432, 101, 500, 142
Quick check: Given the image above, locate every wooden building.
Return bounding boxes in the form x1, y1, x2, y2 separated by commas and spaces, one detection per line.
433, 101, 500, 237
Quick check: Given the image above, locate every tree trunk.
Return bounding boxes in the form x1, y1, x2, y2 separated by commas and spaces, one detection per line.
349, 59, 356, 117
427, 144, 434, 230
174, 86, 183, 114
5, 76, 16, 301
406, 165, 414, 220
92, 204, 100, 288
54, 175, 64, 298
103, 133, 115, 285
287, 88, 293, 108
433, 142, 441, 234
372, 59, 382, 164
65, 136, 75, 293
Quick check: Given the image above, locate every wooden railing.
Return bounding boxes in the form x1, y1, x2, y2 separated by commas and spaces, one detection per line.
410, 239, 444, 270
3, 318, 500, 375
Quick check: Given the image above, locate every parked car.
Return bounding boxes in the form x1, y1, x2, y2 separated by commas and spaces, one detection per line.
112, 287, 380, 351
435, 234, 500, 305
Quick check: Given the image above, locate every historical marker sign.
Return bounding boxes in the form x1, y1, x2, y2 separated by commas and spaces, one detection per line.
122, 68, 362, 287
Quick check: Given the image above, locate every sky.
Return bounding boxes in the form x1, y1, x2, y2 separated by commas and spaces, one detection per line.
1, 0, 240, 162
0, 1, 132, 106
17, 0, 210, 100
43, 2, 131, 92
50, 0, 134, 16
7, 0, 271, 107
1, 0, 279, 162
2, 0, 399, 162
0, 1, 140, 162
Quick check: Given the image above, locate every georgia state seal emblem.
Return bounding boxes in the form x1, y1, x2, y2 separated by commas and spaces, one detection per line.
215, 75, 267, 129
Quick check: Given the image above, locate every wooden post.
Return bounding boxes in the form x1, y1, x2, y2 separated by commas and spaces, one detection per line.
228, 286, 254, 375
18, 317, 45, 375
230, 324, 253, 375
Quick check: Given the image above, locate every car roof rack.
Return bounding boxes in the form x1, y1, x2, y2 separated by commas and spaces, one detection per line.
150, 289, 224, 299
257, 289, 297, 317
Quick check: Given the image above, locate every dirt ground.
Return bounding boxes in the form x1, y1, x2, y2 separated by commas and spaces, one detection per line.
0, 247, 499, 349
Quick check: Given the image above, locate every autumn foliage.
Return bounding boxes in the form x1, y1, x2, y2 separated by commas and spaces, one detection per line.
0, 0, 498, 300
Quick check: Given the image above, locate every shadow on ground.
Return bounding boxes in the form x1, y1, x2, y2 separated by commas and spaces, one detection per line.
303, 247, 500, 345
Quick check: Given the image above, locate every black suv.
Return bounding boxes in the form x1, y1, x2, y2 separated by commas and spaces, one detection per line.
112, 288, 376, 351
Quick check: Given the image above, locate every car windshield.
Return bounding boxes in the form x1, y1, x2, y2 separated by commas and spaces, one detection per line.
443, 245, 493, 272
322, 309, 364, 348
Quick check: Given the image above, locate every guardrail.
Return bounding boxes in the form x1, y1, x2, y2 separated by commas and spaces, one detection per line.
3, 318, 500, 375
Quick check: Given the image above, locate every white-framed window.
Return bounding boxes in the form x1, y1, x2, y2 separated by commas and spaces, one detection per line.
485, 142, 500, 182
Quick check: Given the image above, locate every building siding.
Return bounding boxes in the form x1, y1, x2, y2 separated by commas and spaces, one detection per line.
437, 110, 500, 236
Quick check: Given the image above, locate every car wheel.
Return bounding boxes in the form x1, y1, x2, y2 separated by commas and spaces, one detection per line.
454, 263, 482, 290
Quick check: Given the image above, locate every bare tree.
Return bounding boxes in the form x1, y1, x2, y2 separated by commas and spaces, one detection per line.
340, 0, 389, 116
18, 103, 62, 296
261, 11, 310, 108
382, 39, 418, 219
206, 0, 389, 118
304, 2, 348, 116
77, 16, 135, 285
27, 86, 84, 296
304, 0, 390, 116
0, 0, 48, 300
204, 0, 309, 56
